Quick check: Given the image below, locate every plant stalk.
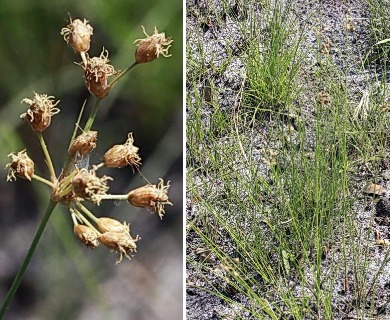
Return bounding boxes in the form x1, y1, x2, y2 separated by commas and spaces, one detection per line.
37, 133, 56, 180
95, 194, 128, 201
76, 202, 99, 223
109, 61, 138, 90
84, 98, 102, 132
0, 201, 57, 319
32, 174, 55, 188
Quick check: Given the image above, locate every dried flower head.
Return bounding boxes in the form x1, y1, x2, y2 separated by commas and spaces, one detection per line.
6, 150, 34, 182
96, 217, 129, 233
317, 91, 331, 106
20, 92, 60, 132
81, 48, 117, 98
74, 224, 100, 248
103, 133, 141, 170
127, 179, 172, 219
69, 131, 98, 157
72, 168, 113, 205
60, 18, 93, 54
99, 231, 140, 263
134, 26, 173, 64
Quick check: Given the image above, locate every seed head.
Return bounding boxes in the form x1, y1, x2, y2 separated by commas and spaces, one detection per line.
127, 179, 172, 219
134, 26, 173, 64
72, 168, 113, 205
20, 92, 60, 132
96, 217, 129, 233
6, 150, 34, 182
60, 18, 93, 54
69, 131, 98, 157
81, 48, 117, 98
103, 133, 141, 170
74, 224, 100, 248
317, 91, 331, 106
99, 231, 140, 264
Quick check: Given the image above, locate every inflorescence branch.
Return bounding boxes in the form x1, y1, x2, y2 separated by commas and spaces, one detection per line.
6, 16, 174, 262
2, 15, 174, 320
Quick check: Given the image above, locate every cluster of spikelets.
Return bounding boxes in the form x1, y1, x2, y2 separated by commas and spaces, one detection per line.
6, 17, 173, 263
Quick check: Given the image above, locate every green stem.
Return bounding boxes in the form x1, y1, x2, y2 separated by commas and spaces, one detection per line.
71, 208, 98, 232
109, 61, 138, 90
76, 202, 99, 223
37, 133, 56, 180
68, 100, 87, 150
83, 98, 101, 132
0, 201, 57, 319
62, 100, 88, 176
77, 212, 97, 230
32, 174, 55, 188
95, 194, 128, 201
83, 61, 137, 132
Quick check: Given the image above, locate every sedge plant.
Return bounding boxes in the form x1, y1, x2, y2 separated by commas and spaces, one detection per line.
1, 17, 173, 318
187, 0, 390, 318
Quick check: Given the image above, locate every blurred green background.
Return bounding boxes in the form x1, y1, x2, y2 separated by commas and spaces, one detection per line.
0, 1, 183, 319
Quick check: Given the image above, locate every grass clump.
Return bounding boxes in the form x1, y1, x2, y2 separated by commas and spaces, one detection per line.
366, 0, 390, 68
187, 0, 390, 318
246, 0, 304, 112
